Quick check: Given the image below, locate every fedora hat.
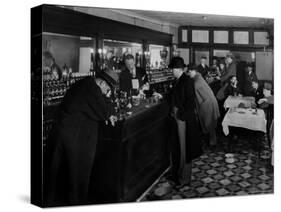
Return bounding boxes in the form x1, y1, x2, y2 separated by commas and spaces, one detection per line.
168, 56, 186, 69
95, 69, 118, 87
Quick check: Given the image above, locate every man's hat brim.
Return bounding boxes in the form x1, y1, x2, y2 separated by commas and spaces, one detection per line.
96, 70, 118, 87
168, 56, 186, 69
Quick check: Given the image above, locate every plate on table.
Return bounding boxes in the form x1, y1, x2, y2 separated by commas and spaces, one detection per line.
235, 108, 246, 113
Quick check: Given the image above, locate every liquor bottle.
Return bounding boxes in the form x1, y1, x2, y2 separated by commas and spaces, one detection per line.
62, 63, 68, 81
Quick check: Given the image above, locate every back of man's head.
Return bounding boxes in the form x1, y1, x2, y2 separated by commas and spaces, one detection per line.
124, 54, 134, 61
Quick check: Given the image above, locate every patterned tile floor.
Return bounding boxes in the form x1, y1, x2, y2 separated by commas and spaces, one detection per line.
141, 131, 274, 201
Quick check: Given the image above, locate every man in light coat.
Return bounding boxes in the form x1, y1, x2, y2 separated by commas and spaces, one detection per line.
186, 64, 220, 147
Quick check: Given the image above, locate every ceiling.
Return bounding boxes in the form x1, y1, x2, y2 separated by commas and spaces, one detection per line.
110, 8, 273, 29
61, 5, 273, 30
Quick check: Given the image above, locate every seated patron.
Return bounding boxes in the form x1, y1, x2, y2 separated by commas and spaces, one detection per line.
248, 81, 263, 102
258, 82, 274, 108
224, 76, 242, 97
257, 82, 274, 140
243, 63, 258, 96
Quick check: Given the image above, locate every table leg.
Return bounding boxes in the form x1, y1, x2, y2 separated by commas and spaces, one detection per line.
227, 127, 237, 153
253, 132, 264, 161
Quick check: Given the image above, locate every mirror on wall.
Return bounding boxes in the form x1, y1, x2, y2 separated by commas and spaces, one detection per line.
149, 44, 170, 69
42, 32, 96, 74
103, 39, 143, 71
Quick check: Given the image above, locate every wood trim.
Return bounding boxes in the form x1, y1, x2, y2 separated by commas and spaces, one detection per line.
178, 43, 272, 50
178, 25, 272, 48
249, 30, 254, 45
209, 28, 214, 44
42, 4, 172, 46
180, 25, 272, 31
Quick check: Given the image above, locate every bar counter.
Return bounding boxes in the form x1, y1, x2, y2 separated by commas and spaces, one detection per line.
89, 100, 172, 203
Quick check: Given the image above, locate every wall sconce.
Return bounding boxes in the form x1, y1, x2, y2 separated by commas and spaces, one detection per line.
172, 51, 180, 57
122, 47, 127, 54
144, 51, 151, 61
202, 16, 207, 20
144, 51, 150, 56
144, 51, 151, 68
251, 52, 256, 62
97, 48, 107, 70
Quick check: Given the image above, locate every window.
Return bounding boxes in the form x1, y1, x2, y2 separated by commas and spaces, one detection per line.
213, 50, 230, 58
181, 29, 188, 42
254, 32, 269, 45
233, 31, 249, 44
192, 30, 209, 43
214, 31, 228, 43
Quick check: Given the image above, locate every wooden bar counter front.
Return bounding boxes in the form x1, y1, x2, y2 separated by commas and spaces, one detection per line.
89, 100, 171, 203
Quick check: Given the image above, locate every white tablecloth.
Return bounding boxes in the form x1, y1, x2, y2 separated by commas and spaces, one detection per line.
224, 96, 256, 109
222, 108, 267, 136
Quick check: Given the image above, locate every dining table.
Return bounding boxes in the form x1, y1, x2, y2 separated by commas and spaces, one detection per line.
222, 107, 267, 136
224, 96, 256, 109
221, 107, 267, 155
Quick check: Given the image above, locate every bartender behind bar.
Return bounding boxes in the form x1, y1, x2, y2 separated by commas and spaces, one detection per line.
119, 54, 148, 96
45, 70, 118, 206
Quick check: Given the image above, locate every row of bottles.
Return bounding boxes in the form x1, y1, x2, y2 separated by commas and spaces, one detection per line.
146, 68, 174, 84
43, 63, 94, 106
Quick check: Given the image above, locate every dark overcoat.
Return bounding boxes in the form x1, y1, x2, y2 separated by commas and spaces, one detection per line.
171, 73, 203, 162
45, 77, 111, 206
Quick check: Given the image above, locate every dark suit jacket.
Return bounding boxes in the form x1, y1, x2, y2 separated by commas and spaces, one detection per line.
244, 71, 258, 96
249, 88, 263, 103
224, 84, 242, 97
197, 64, 210, 79
119, 67, 147, 95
